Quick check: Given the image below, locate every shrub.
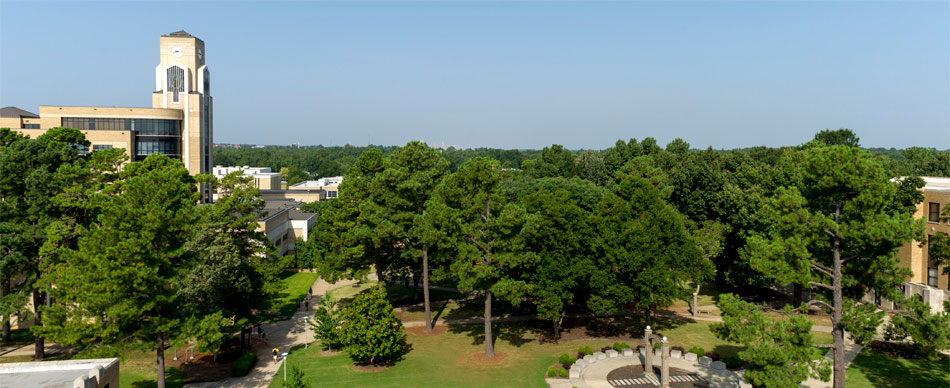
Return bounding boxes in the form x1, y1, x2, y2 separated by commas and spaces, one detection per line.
340, 287, 408, 365
578, 345, 594, 355
568, 356, 577, 364
230, 352, 257, 377
654, 342, 662, 350
613, 342, 631, 352
558, 353, 571, 365
722, 356, 743, 369
547, 366, 557, 377
558, 367, 568, 378
309, 295, 344, 350
687, 346, 705, 356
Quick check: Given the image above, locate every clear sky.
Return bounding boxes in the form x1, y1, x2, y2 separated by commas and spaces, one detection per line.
1, 1, 947, 150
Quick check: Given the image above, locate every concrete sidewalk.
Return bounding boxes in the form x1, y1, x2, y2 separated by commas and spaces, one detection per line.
185, 277, 356, 388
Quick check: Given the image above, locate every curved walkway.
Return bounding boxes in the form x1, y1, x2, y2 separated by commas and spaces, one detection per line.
551, 352, 744, 388
185, 277, 356, 388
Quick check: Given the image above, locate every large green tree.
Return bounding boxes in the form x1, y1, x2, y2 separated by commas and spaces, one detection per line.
430, 157, 532, 356
361, 141, 448, 330
713, 294, 830, 388
586, 170, 709, 323
0, 127, 88, 358
742, 145, 924, 388
521, 187, 597, 339
37, 155, 213, 388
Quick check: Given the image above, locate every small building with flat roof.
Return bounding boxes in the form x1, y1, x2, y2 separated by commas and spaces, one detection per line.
0, 358, 119, 388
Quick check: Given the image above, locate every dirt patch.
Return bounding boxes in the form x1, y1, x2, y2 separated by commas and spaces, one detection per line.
166, 352, 233, 383
405, 325, 448, 337
352, 364, 390, 373
466, 351, 508, 365
322, 349, 342, 356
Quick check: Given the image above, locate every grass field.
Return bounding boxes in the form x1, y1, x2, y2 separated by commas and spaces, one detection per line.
844, 351, 950, 388
257, 271, 320, 320
117, 350, 185, 388
266, 316, 834, 388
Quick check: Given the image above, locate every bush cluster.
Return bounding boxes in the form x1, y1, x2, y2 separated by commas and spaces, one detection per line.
722, 356, 743, 369
558, 367, 568, 378
612, 342, 631, 352
547, 366, 558, 377
687, 346, 705, 356
577, 345, 594, 356
230, 352, 257, 377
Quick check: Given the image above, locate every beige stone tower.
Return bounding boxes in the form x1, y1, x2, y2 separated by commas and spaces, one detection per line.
151, 31, 213, 185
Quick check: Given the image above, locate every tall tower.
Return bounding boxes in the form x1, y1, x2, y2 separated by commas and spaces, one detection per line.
152, 30, 213, 182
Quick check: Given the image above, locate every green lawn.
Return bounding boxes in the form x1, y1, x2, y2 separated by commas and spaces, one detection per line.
845, 351, 949, 388
257, 271, 320, 320
117, 350, 185, 388
267, 317, 826, 388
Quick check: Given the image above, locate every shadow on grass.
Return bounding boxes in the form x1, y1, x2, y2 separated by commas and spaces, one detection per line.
848, 351, 949, 388
447, 321, 535, 350
130, 367, 185, 388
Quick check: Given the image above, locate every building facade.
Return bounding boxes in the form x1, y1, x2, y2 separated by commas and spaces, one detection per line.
2, 31, 213, 199
897, 176, 950, 290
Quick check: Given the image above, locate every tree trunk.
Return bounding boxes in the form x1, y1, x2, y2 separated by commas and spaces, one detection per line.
411, 270, 419, 302
553, 310, 565, 340
484, 289, 494, 357
831, 203, 845, 388
375, 261, 385, 290
645, 308, 653, 328
793, 283, 803, 306
691, 284, 700, 317
32, 290, 44, 360
1, 279, 9, 344
423, 243, 432, 332
156, 333, 167, 388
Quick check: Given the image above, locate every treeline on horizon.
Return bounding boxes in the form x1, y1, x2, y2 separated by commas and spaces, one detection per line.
214, 131, 950, 185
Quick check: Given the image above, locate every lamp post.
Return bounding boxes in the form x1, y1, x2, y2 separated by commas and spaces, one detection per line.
282, 352, 289, 383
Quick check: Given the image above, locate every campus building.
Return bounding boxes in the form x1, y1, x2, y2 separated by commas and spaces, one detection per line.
867, 176, 950, 313
259, 200, 316, 256
1, 30, 214, 200
897, 177, 950, 290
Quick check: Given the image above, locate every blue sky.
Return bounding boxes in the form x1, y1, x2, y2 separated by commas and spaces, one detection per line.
1, 1, 947, 149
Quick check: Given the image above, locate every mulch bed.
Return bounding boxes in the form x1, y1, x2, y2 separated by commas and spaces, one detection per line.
166, 350, 235, 383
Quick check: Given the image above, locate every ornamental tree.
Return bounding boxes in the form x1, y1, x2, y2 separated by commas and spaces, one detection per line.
339, 287, 407, 365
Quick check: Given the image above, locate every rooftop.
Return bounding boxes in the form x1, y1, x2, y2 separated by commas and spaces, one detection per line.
0, 106, 39, 118
923, 176, 950, 193
0, 358, 118, 388
164, 30, 194, 37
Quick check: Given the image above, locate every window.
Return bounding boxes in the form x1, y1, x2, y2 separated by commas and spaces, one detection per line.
93, 145, 113, 151
327, 190, 338, 199
929, 203, 941, 223
167, 66, 185, 103
927, 267, 938, 287
23, 124, 39, 129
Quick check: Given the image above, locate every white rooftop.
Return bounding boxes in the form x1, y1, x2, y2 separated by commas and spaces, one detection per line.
923, 176, 950, 192
291, 176, 343, 189
0, 358, 118, 388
